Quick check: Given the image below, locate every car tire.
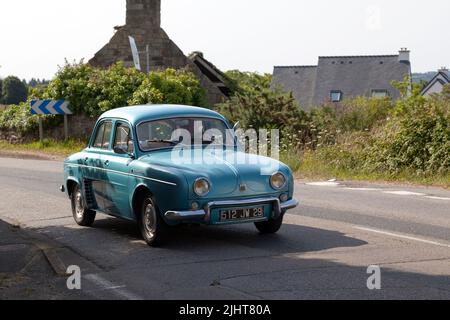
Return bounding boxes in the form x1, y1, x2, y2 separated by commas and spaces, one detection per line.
71, 185, 96, 227
255, 213, 284, 234
138, 196, 168, 247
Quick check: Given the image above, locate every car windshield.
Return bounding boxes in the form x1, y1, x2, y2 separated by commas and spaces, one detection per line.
137, 117, 235, 151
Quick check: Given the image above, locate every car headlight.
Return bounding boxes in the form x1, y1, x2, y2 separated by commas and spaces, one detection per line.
270, 172, 287, 190
194, 178, 211, 197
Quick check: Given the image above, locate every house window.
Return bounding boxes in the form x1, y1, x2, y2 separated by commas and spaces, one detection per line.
330, 91, 343, 102
371, 90, 389, 98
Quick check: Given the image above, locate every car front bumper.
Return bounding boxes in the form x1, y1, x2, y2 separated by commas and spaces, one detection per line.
164, 197, 299, 224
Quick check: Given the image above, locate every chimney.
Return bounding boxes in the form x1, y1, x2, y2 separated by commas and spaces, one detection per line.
398, 48, 410, 63
126, 0, 161, 28
439, 66, 449, 75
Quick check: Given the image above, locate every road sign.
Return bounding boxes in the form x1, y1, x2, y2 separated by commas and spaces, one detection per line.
30, 100, 72, 142
129, 36, 142, 71
31, 100, 72, 115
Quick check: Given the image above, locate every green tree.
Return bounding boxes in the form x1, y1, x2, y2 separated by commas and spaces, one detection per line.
224, 70, 272, 96
0, 78, 3, 102
1, 76, 28, 105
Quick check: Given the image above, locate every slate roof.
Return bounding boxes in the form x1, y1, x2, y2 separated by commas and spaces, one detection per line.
272, 54, 411, 110
188, 52, 232, 97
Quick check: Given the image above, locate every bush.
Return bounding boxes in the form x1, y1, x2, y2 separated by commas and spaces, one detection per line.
0, 62, 207, 134
44, 62, 145, 117
129, 68, 205, 107
44, 62, 205, 117
224, 70, 272, 96
0, 102, 38, 133
367, 92, 450, 175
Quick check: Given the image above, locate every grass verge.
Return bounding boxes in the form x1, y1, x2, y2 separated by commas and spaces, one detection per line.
0, 139, 448, 188
282, 150, 450, 189
0, 139, 86, 159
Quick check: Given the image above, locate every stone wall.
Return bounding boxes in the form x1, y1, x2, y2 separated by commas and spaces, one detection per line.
0, 114, 96, 144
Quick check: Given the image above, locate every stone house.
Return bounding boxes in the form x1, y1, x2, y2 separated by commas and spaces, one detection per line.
89, 0, 229, 106
421, 68, 450, 97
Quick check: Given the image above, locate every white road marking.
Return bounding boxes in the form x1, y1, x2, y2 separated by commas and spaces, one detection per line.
85, 274, 142, 300
344, 188, 380, 191
306, 182, 340, 187
354, 226, 450, 248
383, 191, 426, 196
425, 196, 450, 201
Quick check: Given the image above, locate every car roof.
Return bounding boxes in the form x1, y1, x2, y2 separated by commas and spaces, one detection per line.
98, 104, 228, 125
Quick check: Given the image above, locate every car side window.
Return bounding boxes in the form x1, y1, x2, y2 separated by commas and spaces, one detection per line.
92, 121, 112, 150
93, 123, 106, 149
102, 122, 113, 150
114, 123, 134, 154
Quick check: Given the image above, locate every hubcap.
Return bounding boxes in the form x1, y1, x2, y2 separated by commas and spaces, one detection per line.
143, 202, 156, 238
75, 191, 84, 219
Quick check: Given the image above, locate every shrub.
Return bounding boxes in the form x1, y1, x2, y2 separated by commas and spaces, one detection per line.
367, 93, 450, 175
44, 62, 205, 117
129, 68, 205, 107
45, 61, 145, 117
0, 102, 38, 133
0, 62, 207, 134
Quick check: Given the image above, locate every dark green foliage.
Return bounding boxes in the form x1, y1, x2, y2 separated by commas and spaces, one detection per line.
130, 68, 205, 107
0, 61, 206, 133
1, 76, 28, 105
42, 61, 205, 117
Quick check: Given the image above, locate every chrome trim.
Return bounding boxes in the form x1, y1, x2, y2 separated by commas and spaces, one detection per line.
165, 210, 206, 222
165, 197, 299, 223
65, 164, 177, 186
280, 199, 299, 211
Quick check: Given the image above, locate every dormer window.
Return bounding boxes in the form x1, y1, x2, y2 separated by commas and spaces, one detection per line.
330, 90, 343, 102
371, 89, 389, 98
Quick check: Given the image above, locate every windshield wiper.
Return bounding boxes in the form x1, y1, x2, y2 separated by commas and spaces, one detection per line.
149, 139, 179, 146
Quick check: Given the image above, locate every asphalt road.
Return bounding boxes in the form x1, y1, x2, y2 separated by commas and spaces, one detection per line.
0, 157, 449, 300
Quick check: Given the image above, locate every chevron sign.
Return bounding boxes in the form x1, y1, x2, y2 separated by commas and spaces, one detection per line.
31, 100, 72, 115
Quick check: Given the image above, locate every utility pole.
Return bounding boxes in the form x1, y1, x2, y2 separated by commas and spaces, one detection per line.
145, 45, 150, 74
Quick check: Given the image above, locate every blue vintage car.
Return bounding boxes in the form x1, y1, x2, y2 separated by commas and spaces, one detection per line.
62, 105, 299, 246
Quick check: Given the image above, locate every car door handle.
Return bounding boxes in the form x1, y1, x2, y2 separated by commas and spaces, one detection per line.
84, 157, 89, 163
104, 160, 109, 167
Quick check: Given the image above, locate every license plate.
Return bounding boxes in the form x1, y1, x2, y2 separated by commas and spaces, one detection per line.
220, 207, 265, 222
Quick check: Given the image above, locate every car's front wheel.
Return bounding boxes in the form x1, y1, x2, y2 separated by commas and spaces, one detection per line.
255, 213, 284, 234
71, 185, 96, 227
138, 196, 168, 247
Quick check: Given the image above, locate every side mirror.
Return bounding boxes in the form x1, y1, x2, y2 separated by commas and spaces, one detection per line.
113, 146, 127, 155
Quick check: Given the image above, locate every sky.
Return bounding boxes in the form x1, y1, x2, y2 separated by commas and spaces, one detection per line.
0, 0, 449, 81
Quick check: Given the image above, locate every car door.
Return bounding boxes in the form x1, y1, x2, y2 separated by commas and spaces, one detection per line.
83, 120, 113, 212
100, 121, 135, 219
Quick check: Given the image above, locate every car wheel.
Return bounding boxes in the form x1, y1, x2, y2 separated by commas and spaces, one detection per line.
138, 196, 168, 247
71, 185, 96, 227
255, 213, 284, 234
